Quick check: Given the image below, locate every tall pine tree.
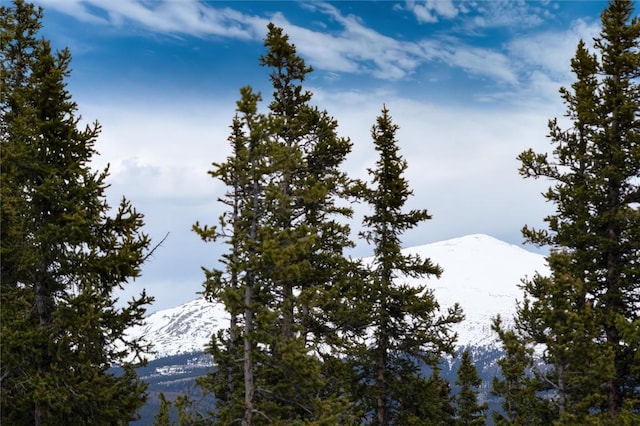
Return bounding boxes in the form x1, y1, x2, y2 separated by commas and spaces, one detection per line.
349, 106, 462, 425
193, 86, 269, 425
1, 1, 154, 424
194, 24, 356, 424
496, 0, 640, 423
257, 24, 354, 422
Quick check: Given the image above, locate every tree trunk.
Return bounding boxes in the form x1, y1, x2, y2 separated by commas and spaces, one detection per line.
33, 277, 51, 426
243, 147, 261, 426
376, 325, 388, 426
242, 280, 254, 426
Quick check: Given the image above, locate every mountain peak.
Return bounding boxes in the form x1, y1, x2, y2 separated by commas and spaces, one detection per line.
126, 234, 548, 360
400, 234, 548, 347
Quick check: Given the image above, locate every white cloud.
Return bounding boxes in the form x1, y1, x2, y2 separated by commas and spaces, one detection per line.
79, 95, 235, 205
37, 0, 109, 25
470, 0, 549, 29
403, 0, 554, 29
508, 18, 600, 80
35, 0, 501, 83
406, 0, 459, 24
39, 0, 268, 40
37, 0, 602, 96
286, 2, 425, 79
39, 0, 425, 79
418, 38, 519, 86
82, 83, 558, 311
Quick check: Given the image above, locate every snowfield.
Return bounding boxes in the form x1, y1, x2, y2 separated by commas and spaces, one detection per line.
124, 234, 549, 360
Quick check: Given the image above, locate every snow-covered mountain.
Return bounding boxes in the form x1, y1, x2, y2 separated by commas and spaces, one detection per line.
125, 297, 228, 360
126, 234, 548, 361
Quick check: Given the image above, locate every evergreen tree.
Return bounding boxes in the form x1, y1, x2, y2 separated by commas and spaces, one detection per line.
517, 252, 614, 424
391, 367, 455, 426
1, 1, 154, 424
454, 350, 488, 425
501, 0, 640, 422
508, 1, 640, 422
257, 24, 354, 423
349, 106, 462, 425
153, 393, 173, 426
491, 318, 556, 426
194, 86, 269, 425
194, 24, 356, 424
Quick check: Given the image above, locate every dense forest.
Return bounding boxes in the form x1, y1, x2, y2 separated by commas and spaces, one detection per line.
1, 1, 638, 425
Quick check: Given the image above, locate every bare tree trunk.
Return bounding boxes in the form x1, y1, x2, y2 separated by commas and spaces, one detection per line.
243, 160, 261, 426
242, 281, 254, 426
376, 326, 388, 426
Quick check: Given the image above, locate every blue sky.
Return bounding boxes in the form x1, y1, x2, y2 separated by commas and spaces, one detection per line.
33, 0, 608, 312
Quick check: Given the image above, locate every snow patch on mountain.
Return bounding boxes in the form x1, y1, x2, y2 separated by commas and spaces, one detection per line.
125, 297, 227, 360
403, 234, 548, 348
126, 234, 548, 360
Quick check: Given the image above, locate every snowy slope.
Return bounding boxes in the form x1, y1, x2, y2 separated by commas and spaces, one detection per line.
125, 297, 227, 360
402, 234, 548, 348
127, 234, 548, 360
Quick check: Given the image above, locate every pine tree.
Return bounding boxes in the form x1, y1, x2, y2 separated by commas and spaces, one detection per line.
193, 86, 269, 425
349, 106, 463, 425
194, 24, 356, 424
518, 253, 614, 424
506, 0, 640, 422
1, 1, 154, 424
392, 367, 455, 426
454, 350, 488, 425
491, 317, 556, 426
153, 393, 173, 426
257, 24, 354, 423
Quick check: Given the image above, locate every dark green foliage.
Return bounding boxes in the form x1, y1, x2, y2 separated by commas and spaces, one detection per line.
346, 106, 463, 425
518, 252, 615, 423
152, 392, 209, 426
193, 24, 355, 424
396, 368, 456, 426
194, 84, 268, 425
496, 1, 640, 422
154, 393, 173, 426
1, 1, 154, 424
454, 350, 488, 425
491, 318, 556, 426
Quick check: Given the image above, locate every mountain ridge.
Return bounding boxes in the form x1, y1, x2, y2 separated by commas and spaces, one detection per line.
125, 233, 549, 360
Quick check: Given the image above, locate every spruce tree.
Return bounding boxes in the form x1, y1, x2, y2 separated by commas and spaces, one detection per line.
454, 350, 488, 425
194, 24, 356, 424
490, 317, 556, 426
257, 24, 354, 423
1, 1, 154, 424
193, 86, 269, 425
498, 0, 640, 422
350, 106, 462, 425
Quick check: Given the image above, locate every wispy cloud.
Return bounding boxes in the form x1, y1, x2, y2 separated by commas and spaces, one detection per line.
285, 2, 425, 79
38, 0, 268, 39
508, 18, 600, 81
403, 0, 554, 29
39, 1, 597, 102
40, 0, 428, 79
419, 38, 518, 86
404, 0, 460, 24
36, 1, 516, 83
471, 0, 552, 29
